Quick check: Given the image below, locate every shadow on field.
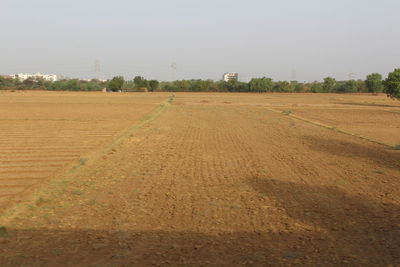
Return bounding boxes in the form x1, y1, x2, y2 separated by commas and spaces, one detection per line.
248, 178, 400, 266
1, 180, 400, 266
302, 135, 400, 170
1, 225, 399, 266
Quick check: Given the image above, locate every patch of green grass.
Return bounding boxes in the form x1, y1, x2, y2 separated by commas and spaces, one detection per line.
0, 226, 7, 237
168, 95, 175, 103
229, 204, 242, 210
61, 179, 70, 185
375, 170, 385, 174
72, 190, 83, 196
79, 157, 88, 165
394, 144, 400, 150
282, 110, 293, 115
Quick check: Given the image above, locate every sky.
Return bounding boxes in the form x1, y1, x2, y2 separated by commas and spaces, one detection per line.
1, 0, 399, 82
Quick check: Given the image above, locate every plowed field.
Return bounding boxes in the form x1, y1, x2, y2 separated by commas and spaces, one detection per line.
0, 91, 168, 209
0, 92, 399, 266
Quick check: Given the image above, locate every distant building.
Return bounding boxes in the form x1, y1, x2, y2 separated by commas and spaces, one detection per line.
85, 78, 107, 83
10, 72, 58, 82
223, 72, 238, 82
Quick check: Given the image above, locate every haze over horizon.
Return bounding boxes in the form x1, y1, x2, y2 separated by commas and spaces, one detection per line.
1, 0, 399, 82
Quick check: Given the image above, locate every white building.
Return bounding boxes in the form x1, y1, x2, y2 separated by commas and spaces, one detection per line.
10, 72, 58, 82
223, 72, 238, 82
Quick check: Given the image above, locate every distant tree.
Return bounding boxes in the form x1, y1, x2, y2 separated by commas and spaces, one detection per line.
355, 79, 367, 92
249, 77, 273, 92
335, 80, 357, 93
0, 76, 17, 89
83, 81, 102, 91
66, 79, 81, 91
346, 80, 359, 93
365, 73, 383, 94
148, 80, 159, 92
22, 77, 35, 88
273, 81, 291, 92
48, 80, 67, 91
237, 81, 250, 92
190, 79, 216, 92
161, 83, 175, 92
189, 80, 202, 92
223, 81, 249, 92
133, 76, 148, 89
215, 81, 228, 92
108, 76, 125, 92
122, 80, 135, 91
322, 77, 336, 92
35, 77, 50, 89
293, 82, 306, 93
175, 80, 191, 92
310, 81, 324, 93
383, 68, 400, 99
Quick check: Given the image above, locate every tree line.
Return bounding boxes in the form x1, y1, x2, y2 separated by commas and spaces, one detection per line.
0, 77, 107, 92
1, 69, 399, 99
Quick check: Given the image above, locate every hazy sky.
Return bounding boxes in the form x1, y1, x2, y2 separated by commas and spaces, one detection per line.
1, 0, 399, 81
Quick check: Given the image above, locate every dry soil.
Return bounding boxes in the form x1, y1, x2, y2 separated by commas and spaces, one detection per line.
0, 92, 399, 266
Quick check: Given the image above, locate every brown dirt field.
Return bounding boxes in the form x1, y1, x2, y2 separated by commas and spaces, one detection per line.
0, 91, 168, 209
268, 94, 400, 147
0, 92, 399, 266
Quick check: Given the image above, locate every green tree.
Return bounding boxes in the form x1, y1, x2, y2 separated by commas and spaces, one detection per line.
273, 81, 291, 92
108, 76, 125, 92
310, 81, 323, 93
365, 73, 383, 94
0, 76, 17, 89
133, 76, 148, 89
66, 79, 81, 91
346, 80, 358, 93
383, 69, 400, 99
334, 80, 357, 93
293, 82, 306, 92
148, 80, 159, 92
83, 81, 102, 91
224, 81, 249, 92
322, 77, 336, 92
355, 79, 367, 92
22, 77, 35, 88
249, 77, 273, 92
48, 80, 67, 91
215, 81, 228, 92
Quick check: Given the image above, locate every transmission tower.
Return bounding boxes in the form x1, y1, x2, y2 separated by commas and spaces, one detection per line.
291, 68, 297, 81
171, 62, 177, 81
95, 60, 101, 79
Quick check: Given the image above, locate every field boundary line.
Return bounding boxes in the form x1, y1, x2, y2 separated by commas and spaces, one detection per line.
266, 108, 393, 148
53, 94, 175, 174
95, 95, 174, 156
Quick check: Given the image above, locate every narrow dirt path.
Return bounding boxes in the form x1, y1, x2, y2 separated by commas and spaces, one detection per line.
0, 95, 399, 266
